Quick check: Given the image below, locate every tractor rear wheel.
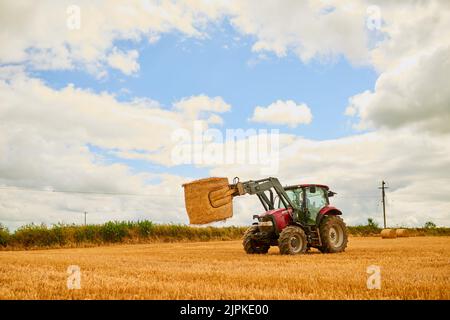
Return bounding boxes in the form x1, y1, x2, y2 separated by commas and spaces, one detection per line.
318, 215, 348, 253
278, 226, 307, 255
243, 226, 270, 254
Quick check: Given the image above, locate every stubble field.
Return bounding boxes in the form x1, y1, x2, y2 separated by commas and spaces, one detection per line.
0, 237, 449, 300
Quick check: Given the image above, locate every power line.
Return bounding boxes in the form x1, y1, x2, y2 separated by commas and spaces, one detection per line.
0, 185, 180, 198
0, 185, 383, 201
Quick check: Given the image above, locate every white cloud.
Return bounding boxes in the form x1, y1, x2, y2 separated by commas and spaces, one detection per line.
210, 130, 450, 227
2, 1, 447, 76
344, 1, 450, 134
206, 114, 224, 125
369, 1, 450, 72
346, 44, 450, 134
107, 48, 140, 75
1, 72, 176, 155
250, 100, 312, 128
1, 1, 450, 230
174, 94, 231, 120
0, 0, 227, 75
0, 173, 191, 231
0, 69, 235, 230
0, 69, 230, 158
228, 0, 450, 137
228, 0, 370, 64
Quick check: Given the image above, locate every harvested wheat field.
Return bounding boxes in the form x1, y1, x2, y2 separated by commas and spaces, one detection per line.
0, 237, 449, 300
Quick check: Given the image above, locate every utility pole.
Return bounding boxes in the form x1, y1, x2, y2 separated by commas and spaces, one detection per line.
378, 181, 388, 228
84, 211, 87, 226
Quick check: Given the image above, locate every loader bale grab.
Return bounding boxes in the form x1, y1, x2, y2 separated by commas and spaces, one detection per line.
182, 176, 349, 255
182, 177, 235, 224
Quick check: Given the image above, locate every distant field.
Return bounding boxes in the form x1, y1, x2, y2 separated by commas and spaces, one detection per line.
0, 237, 449, 299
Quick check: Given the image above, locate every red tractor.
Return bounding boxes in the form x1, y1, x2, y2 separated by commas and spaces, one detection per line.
182, 176, 348, 255
236, 177, 348, 255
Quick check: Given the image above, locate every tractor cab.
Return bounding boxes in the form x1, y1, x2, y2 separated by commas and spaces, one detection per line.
283, 184, 332, 225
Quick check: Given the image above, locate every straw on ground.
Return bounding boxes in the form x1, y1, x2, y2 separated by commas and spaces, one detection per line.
0, 237, 448, 299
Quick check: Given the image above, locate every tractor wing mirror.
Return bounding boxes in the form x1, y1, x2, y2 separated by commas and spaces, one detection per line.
328, 191, 336, 197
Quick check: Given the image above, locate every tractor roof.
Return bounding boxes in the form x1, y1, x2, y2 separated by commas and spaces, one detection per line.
284, 184, 329, 190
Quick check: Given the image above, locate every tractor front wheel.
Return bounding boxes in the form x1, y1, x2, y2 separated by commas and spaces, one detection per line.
318, 215, 348, 253
278, 226, 307, 255
243, 226, 270, 254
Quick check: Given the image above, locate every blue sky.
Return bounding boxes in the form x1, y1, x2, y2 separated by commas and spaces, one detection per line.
36, 25, 378, 139
35, 23, 377, 178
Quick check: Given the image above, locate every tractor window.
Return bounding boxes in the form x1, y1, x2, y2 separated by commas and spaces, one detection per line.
284, 189, 303, 208
305, 187, 327, 224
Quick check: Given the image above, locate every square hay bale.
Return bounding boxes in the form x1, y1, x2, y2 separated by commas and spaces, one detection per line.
182, 177, 233, 225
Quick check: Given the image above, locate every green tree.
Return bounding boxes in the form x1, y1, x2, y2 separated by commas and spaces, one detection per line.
367, 218, 379, 228
424, 221, 436, 229
0, 223, 10, 247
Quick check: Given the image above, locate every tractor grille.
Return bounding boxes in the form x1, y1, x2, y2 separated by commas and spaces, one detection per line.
258, 217, 274, 233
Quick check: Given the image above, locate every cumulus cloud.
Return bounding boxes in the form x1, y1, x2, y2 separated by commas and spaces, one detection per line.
0, 1, 390, 74
210, 130, 450, 227
0, 173, 190, 231
174, 94, 231, 120
2, 1, 447, 75
227, 1, 450, 136
343, 1, 450, 134
369, 1, 450, 72
250, 100, 312, 128
0, 69, 230, 158
206, 114, 224, 125
0, 69, 232, 229
228, 0, 370, 64
1, 71, 175, 155
0, 0, 226, 75
1, 1, 450, 229
347, 41, 450, 134
107, 48, 140, 75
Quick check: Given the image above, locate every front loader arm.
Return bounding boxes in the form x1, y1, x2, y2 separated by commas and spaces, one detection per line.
182, 176, 301, 225
227, 177, 300, 212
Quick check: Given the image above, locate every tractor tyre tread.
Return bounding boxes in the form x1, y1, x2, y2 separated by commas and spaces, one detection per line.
318, 215, 348, 253
278, 226, 308, 255
242, 226, 270, 254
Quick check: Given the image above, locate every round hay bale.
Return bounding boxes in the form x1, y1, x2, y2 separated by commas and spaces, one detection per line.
396, 228, 409, 237
380, 228, 397, 239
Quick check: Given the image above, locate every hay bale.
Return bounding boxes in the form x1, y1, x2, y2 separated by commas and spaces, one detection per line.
380, 228, 397, 239
182, 177, 233, 225
396, 228, 409, 237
